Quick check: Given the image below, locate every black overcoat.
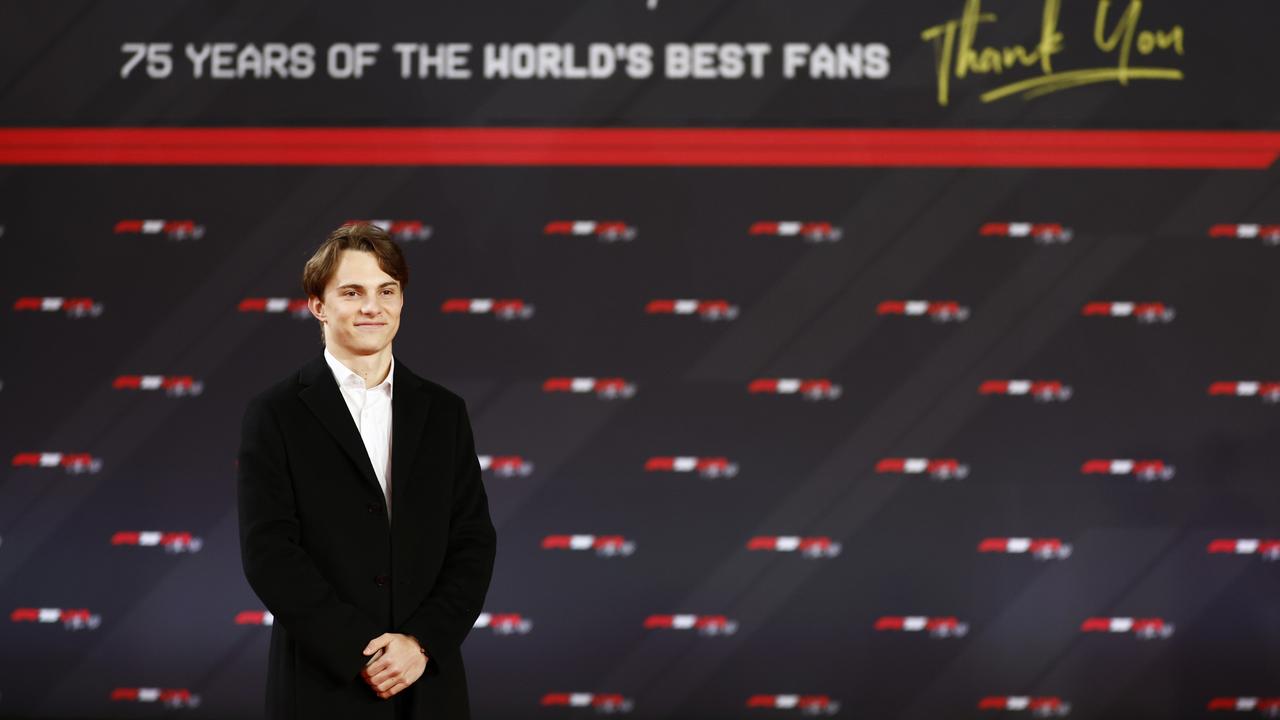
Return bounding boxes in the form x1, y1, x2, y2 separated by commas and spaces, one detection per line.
236, 354, 496, 719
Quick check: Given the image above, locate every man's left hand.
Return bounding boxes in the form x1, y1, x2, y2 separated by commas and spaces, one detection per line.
361, 633, 428, 699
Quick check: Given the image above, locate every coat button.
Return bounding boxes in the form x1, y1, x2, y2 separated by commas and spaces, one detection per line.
366, 503, 381, 514
374, 575, 390, 587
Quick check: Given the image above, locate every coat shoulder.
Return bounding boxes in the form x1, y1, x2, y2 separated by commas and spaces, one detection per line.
244, 365, 308, 414
399, 363, 470, 419
242, 355, 470, 415
415, 374, 465, 407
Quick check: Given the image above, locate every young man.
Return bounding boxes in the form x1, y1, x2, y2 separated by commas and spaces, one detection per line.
237, 222, 496, 719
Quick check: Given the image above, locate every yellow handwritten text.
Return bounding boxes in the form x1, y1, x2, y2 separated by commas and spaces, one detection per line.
921, 0, 1184, 106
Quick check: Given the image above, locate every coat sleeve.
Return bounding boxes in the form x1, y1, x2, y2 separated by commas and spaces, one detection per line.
237, 395, 382, 685
397, 397, 497, 674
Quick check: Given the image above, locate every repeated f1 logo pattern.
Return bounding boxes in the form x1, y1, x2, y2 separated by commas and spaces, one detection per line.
474, 612, 533, 635
1208, 381, 1280, 403
644, 614, 739, 636
11, 452, 103, 474
478, 455, 534, 477
1207, 539, 1280, 561
978, 537, 1072, 560
877, 300, 969, 322
110, 688, 201, 708
113, 375, 204, 397
11, 607, 101, 630
749, 221, 842, 242
1207, 697, 1280, 713
980, 221, 1073, 244
747, 536, 842, 558
1080, 617, 1175, 639
543, 377, 637, 399
238, 297, 310, 318
13, 296, 103, 317
1208, 223, 1280, 245
1081, 301, 1175, 323
876, 457, 969, 481
645, 298, 739, 321
1081, 458, 1175, 482
542, 534, 636, 557
979, 379, 1072, 402
114, 219, 205, 240
874, 616, 969, 638
541, 693, 634, 713
111, 531, 203, 553
544, 220, 636, 242
234, 610, 274, 626
644, 456, 738, 478
7, 196, 1272, 720
442, 298, 535, 320
749, 378, 842, 400
978, 696, 1071, 716
747, 694, 841, 715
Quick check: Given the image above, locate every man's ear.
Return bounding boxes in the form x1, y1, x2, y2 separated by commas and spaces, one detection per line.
307, 295, 325, 322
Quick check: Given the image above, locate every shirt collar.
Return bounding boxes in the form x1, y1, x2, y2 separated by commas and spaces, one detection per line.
323, 347, 394, 394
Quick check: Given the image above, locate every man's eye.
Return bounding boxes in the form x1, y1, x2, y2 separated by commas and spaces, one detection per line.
343, 291, 357, 297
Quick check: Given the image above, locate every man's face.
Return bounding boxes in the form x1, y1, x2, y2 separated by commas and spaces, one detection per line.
309, 249, 403, 356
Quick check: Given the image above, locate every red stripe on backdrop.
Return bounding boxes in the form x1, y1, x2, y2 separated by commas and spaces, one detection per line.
1, 128, 1278, 168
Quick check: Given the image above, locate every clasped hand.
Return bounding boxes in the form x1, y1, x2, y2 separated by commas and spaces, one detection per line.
361, 633, 428, 699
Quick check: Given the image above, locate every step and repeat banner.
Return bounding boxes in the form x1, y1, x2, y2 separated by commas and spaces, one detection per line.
2, 1, 1279, 719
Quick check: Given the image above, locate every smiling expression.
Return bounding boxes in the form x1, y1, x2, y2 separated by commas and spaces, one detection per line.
309, 249, 403, 356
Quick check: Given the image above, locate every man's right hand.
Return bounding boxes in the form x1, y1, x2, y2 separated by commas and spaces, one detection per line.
361, 633, 428, 699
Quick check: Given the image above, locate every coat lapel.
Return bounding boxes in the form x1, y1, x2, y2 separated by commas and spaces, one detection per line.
390, 359, 431, 520
296, 354, 433, 510
297, 355, 381, 494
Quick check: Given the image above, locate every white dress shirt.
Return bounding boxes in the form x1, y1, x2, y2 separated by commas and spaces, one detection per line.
323, 347, 394, 518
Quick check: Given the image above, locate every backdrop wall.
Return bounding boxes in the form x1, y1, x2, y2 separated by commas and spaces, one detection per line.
2, 2, 1279, 719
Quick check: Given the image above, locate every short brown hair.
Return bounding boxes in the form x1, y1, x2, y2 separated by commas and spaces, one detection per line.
302, 222, 409, 299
